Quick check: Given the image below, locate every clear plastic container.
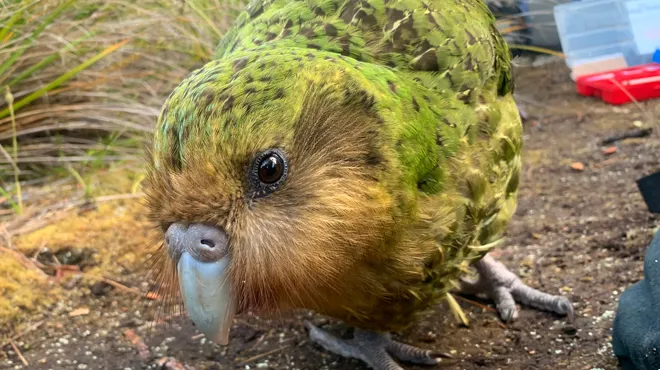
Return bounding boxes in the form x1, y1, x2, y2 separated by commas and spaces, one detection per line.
554, 0, 660, 68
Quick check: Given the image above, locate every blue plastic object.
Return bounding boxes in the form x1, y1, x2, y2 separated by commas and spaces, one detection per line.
554, 0, 660, 68
654, 48, 660, 63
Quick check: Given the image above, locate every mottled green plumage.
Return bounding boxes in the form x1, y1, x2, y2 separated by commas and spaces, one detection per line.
145, 0, 521, 332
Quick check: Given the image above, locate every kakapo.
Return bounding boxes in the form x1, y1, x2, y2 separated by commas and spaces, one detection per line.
143, 0, 573, 368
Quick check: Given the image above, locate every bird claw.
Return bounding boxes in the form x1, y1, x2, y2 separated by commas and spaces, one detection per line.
304, 321, 447, 370
460, 254, 574, 323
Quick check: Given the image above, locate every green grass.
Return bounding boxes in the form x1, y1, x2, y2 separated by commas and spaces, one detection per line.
0, 0, 245, 215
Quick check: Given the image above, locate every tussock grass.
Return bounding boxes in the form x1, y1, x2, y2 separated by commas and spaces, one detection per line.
0, 0, 244, 218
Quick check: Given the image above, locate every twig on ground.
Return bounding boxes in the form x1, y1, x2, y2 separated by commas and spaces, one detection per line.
52, 265, 79, 279
1, 320, 45, 349
30, 242, 45, 262
453, 294, 498, 313
601, 128, 653, 145
81, 273, 144, 297
51, 254, 61, 266
236, 344, 293, 366
452, 296, 507, 329
248, 329, 273, 352
493, 319, 507, 329
0, 246, 48, 278
9, 340, 28, 366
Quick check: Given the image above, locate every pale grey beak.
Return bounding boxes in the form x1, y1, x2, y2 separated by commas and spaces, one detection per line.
165, 223, 236, 345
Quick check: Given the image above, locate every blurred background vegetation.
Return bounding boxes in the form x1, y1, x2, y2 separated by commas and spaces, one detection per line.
0, 0, 246, 232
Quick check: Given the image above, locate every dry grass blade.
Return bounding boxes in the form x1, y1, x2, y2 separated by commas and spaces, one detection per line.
0, 39, 131, 119
81, 273, 144, 297
445, 293, 470, 327
9, 339, 28, 366
8, 34, 94, 87
1, 320, 45, 349
2, 86, 22, 214
236, 345, 293, 366
0, 3, 27, 44
452, 294, 497, 313
185, 0, 224, 40
0, 0, 245, 219
0, 0, 75, 80
607, 77, 659, 137
509, 44, 565, 58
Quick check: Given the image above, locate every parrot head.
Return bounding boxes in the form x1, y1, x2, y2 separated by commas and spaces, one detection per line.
143, 51, 409, 344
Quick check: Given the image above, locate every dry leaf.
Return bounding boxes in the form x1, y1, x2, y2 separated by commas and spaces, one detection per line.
68, 307, 90, 317
570, 162, 585, 171
602, 146, 617, 155
124, 329, 151, 359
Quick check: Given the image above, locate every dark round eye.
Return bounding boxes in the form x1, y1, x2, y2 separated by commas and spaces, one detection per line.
249, 149, 288, 197
258, 154, 284, 184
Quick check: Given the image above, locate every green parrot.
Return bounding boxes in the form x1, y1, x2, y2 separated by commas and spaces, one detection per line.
143, 0, 573, 368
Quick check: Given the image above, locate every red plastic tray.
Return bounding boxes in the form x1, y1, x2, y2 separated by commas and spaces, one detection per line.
576, 63, 660, 105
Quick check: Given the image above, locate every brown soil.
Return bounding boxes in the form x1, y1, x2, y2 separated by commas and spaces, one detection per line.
1, 59, 659, 370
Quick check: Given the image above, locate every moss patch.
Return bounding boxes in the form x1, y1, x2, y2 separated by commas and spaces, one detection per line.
0, 253, 60, 333
1, 188, 159, 335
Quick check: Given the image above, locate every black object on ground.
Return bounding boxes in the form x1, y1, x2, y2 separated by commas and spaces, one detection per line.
637, 171, 660, 214
613, 230, 660, 370
601, 128, 653, 146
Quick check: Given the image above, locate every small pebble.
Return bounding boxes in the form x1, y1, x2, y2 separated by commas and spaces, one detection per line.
91, 281, 113, 296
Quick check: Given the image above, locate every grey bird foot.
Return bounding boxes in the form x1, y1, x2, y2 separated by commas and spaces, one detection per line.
460, 254, 574, 323
304, 321, 448, 370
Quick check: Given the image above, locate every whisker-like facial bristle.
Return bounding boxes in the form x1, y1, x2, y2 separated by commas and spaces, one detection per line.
139, 235, 184, 333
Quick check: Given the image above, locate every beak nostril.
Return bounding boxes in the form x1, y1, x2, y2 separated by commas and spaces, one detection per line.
166, 223, 226, 257
200, 239, 215, 248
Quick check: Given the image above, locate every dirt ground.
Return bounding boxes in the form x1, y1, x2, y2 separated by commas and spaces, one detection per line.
1, 58, 659, 370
